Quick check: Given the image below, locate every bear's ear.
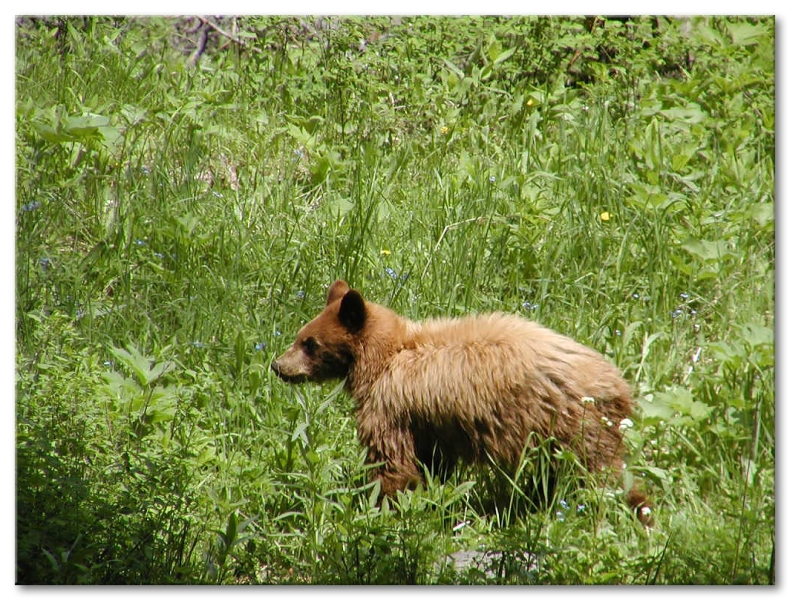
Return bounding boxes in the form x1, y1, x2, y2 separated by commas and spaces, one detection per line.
326, 279, 350, 305
338, 289, 366, 333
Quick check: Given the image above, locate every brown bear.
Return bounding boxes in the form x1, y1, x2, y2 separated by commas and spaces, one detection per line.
272, 280, 651, 523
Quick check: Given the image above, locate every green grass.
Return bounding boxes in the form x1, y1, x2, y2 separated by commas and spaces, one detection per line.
15, 16, 774, 584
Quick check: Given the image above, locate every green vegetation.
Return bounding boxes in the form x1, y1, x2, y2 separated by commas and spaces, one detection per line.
16, 16, 774, 584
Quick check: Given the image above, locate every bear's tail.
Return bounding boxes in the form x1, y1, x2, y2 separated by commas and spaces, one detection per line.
626, 488, 653, 526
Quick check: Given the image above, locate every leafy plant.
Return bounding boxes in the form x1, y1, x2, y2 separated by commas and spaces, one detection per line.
16, 15, 773, 584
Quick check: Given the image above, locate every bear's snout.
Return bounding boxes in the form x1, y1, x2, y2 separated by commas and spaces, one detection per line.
271, 353, 308, 384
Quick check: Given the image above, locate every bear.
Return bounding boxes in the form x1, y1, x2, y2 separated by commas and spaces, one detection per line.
271, 279, 651, 524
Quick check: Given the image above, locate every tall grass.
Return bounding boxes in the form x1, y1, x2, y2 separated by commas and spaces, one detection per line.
16, 16, 774, 584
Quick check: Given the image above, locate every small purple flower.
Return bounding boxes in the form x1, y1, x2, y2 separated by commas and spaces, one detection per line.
385, 267, 398, 281
254, 342, 266, 351
38, 257, 52, 270
22, 201, 41, 212
296, 290, 305, 299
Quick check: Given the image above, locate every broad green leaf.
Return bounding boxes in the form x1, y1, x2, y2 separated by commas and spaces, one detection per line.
110, 345, 174, 387
746, 202, 774, 228
32, 121, 74, 143
659, 105, 707, 124
728, 22, 767, 46
638, 396, 674, 422
63, 114, 110, 137
493, 46, 517, 66
681, 238, 733, 263
327, 196, 355, 219
739, 323, 774, 349
110, 346, 154, 387
651, 386, 713, 425
442, 58, 465, 79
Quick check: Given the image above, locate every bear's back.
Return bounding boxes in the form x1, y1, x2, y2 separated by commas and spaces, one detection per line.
369, 312, 631, 427
405, 312, 610, 381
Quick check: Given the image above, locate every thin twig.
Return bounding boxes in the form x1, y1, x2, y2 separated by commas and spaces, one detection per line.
197, 16, 263, 54
188, 24, 209, 66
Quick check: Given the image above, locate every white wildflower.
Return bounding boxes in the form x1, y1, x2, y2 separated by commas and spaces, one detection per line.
619, 418, 634, 432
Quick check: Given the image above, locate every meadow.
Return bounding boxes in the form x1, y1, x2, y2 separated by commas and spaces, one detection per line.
15, 16, 774, 584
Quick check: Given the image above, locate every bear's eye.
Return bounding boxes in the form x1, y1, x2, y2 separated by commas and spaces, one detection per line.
301, 336, 319, 356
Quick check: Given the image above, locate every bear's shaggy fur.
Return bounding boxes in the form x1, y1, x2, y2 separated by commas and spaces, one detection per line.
272, 280, 650, 522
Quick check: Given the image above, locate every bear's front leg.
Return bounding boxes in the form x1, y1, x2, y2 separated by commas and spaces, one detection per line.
362, 427, 423, 497
374, 465, 423, 497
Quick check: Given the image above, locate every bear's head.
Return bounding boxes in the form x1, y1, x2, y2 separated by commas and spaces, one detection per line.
271, 280, 366, 384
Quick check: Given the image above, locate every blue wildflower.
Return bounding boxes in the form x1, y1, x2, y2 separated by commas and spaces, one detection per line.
254, 342, 266, 351
22, 201, 41, 212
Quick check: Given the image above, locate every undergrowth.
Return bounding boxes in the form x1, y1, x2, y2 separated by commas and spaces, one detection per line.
15, 16, 774, 584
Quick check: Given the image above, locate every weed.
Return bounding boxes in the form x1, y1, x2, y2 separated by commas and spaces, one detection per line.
16, 16, 773, 584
